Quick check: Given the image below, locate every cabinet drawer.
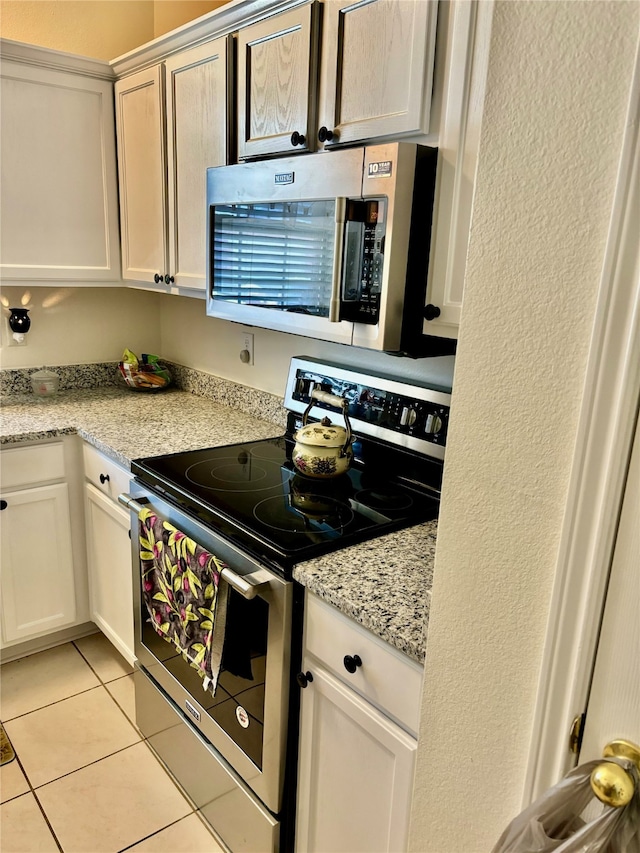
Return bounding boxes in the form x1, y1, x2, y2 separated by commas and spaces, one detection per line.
83, 443, 132, 502
304, 592, 423, 735
1, 442, 65, 489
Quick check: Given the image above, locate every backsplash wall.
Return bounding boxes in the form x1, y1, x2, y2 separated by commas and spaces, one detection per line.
0, 287, 162, 369
157, 291, 456, 397
0, 284, 455, 399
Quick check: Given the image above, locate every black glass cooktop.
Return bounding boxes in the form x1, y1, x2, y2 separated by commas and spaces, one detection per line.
132, 435, 440, 571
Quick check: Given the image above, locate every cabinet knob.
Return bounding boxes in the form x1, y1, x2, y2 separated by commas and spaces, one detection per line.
99, 473, 110, 484
318, 126, 335, 143
343, 654, 362, 674
423, 304, 441, 321
154, 273, 162, 284
296, 671, 314, 688
290, 131, 306, 147
164, 274, 175, 285
0, 500, 7, 510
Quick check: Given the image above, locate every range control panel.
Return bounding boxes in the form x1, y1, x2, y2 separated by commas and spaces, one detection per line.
285, 357, 451, 460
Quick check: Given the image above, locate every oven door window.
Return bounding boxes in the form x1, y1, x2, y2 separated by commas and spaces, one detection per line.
211, 200, 336, 317
141, 588, 269, 770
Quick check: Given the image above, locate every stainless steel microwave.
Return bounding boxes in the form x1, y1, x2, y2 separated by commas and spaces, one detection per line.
206, 143, 455, 356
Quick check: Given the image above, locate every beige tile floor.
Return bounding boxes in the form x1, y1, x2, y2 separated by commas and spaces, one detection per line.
0, 633, 225, 853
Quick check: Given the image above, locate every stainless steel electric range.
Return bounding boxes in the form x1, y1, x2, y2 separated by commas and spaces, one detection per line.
119, 357, 451, 852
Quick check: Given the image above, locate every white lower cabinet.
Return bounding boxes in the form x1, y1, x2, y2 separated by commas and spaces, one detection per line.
296, 593, 422, 852
83, 444, 134, 664
0, 441, 85, 647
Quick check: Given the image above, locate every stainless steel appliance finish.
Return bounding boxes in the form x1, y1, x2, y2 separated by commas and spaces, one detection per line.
123, 486, 294, 851
206, 143, 455, 357
134, 669, 279, 851
123, 358, 451, 852
285, 356, 451, 461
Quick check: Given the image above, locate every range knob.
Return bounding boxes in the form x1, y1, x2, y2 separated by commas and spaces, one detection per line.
400, 407, 417, 427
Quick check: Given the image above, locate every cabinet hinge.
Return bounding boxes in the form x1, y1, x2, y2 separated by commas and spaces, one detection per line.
569, 713, 586, 754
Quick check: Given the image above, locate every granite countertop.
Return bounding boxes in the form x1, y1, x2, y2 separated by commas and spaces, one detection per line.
1, 386, 435, 663
0, 387, 283, 466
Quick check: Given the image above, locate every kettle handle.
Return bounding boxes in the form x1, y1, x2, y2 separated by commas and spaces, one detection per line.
302, 389, 353, 458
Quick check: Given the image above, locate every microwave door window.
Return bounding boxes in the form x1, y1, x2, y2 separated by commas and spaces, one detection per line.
212, 201, 336, 317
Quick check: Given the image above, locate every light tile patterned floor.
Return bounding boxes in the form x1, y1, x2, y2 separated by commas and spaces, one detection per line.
0, 633, 225, 853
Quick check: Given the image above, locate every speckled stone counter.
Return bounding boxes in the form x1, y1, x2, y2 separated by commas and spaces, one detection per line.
0, 387, 283, 468
293, 522, 436, 662
1, 381, 436, 662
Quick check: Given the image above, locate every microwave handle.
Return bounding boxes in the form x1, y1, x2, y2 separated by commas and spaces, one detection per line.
329, 197, 347, 322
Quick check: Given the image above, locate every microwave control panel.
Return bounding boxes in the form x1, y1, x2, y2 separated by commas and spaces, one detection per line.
340, 199, 386, 326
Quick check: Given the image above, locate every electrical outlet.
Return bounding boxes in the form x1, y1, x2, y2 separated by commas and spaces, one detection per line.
4, 316, 27, 346
240, 332, 254, 365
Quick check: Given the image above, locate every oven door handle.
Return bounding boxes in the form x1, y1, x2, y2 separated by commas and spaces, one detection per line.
119, 493, 272, 600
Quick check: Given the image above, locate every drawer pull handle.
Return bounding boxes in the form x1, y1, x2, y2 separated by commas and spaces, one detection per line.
296, 671, 314, 689
0, 500, 7, 510
99, 473, 110, 484
343, 654, 362, 674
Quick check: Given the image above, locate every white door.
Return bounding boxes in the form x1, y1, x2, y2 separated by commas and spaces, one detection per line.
114, 65, 167, 284
0, 483, 76, 643
84, 483, 135, 665
165, 37, 230, 291
296, 660, 417, 853
317, 0, 437, 148
578, 407, 640, 765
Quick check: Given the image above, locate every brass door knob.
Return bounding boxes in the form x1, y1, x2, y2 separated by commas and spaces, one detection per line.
590, 739, 640, 808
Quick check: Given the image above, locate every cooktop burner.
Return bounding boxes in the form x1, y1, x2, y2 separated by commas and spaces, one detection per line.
186, 456, 275, 491
132, 434, 440, 570
253, 494, 354, 535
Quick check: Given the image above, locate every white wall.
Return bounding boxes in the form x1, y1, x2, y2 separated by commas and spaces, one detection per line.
0, 287, 162, 369
157, 293, 456, 395
409, 3, 640, 851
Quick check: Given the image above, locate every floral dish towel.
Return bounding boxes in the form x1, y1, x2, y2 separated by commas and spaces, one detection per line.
139, 508, 229, 697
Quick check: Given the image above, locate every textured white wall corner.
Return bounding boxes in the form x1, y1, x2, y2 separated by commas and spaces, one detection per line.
409, 2, 640, 852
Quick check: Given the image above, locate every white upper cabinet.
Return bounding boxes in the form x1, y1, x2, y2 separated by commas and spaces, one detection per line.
237, 0, 437, 160
114, 37, 230, 291
317, 0, 437, 149
165, 41, 231, 291
237, 3, 318, 159
0, 41, 121, 284
115, 65, 167, 286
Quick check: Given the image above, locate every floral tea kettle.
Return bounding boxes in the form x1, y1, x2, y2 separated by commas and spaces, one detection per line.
292, 389, 353, 479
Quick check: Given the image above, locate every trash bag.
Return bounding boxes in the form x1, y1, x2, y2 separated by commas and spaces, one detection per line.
492, 758, 640, 853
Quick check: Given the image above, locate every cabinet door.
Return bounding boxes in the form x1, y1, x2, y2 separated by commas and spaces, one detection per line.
165, 37, 230, 292
0, 58, 120, 282
318, 0, 437, 148
237, 3, 318, 159
296, 661, 417, 853
0, 483, 76, 643
84, 483, 135, 665
114, 65, 167, 284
